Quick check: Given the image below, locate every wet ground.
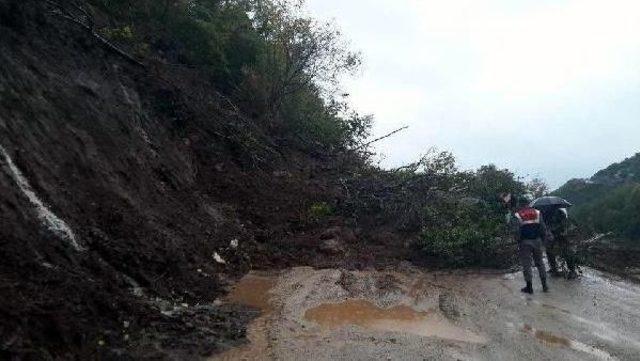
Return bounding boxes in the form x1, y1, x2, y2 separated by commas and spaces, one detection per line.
212, 266, 640, 360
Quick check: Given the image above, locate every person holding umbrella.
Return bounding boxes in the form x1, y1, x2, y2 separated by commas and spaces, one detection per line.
530, 196, 578, 279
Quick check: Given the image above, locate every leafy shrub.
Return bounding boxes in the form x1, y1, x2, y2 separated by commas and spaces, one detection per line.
420, 201, 516, 268
308, 202, 333, 222
342, 151, 524, 268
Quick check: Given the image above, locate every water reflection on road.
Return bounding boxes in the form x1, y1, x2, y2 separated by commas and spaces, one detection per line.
213, 267, 640, 361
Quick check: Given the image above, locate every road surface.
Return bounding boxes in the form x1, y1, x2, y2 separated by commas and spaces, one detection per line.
212, 265, 640, 360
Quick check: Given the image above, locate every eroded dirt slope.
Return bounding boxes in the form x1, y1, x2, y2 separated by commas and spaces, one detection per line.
0, 1, 351, 359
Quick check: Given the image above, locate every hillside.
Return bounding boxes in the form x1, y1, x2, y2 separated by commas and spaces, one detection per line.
592, 152, 640, 185
0, 1, 589, 360
0, 1, 374, 358
555, 153, 640, 240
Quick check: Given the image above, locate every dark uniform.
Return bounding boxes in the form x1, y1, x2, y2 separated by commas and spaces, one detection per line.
511, 206, 549, 294
544, 208, 577, 278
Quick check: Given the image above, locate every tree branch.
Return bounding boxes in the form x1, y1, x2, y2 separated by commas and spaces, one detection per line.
46, 2, 145, 68
356, 126, 409, 150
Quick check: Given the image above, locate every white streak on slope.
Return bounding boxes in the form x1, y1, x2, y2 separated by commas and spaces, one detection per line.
0, 145, 83, 251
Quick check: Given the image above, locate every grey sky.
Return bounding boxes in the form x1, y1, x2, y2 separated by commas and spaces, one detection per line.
306, 0, 640, 188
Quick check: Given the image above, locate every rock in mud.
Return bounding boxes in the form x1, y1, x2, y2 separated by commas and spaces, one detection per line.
438, 292, 460, 320
319, 238, 345, 255
337, 270, 358, 291
376, 273, 402, 296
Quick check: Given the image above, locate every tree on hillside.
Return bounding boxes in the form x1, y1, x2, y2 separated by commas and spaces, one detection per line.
247, 0, 361, 115
87, 0, 370, 151
527, 177, 548, 198
469, 164, 526, 203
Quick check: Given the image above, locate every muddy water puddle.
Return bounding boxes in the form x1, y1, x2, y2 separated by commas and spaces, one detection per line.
522, 324, 618, 360
305, 299, 486, 344
227, 274, 276, 311
211, 274, 277, 361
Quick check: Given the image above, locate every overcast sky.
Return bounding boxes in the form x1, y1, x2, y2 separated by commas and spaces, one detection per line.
306, 0, 640, 188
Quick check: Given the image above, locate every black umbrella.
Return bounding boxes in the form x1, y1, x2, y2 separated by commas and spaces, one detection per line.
530, 196, 572, 210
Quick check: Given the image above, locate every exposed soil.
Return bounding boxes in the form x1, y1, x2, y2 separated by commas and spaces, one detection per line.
585, 243, 640, 283
0, 2, 370, 359
216, 266, 640, 361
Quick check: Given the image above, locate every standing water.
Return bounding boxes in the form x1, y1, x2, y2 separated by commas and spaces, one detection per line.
304, 299, 486, 343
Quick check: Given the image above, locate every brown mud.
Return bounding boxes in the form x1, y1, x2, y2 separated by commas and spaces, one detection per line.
212, 274, 278, 361
218, 267, 640, 361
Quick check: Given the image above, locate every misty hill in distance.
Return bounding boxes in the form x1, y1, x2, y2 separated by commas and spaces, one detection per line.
555, 153, 640, 240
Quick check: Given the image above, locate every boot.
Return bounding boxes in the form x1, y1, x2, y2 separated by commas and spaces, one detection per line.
541, 278, 549, 293
521, 281, 533, 294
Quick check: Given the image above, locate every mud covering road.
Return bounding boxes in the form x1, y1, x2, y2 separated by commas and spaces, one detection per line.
212, 265, 640, 361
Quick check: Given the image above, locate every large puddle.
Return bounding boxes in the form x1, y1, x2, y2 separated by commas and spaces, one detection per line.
304, 299, 486, 344
522, 324, 618, 360
226, 274, 276, 311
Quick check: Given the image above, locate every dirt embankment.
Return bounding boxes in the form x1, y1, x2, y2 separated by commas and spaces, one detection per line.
0, 2, 370, 359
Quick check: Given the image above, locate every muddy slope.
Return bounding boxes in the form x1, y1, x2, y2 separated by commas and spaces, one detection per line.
0, 1, 351, 359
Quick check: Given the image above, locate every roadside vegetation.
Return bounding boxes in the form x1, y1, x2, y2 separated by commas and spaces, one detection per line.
339, 151, 532, 268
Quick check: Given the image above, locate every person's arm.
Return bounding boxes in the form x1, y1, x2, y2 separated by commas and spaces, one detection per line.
561, 214, 570, 236
540, 213, 553, 243
509, 213, 520, 242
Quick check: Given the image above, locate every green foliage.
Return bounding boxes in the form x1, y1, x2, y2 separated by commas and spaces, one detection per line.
344, 151, 524, 268
308, 202, 333, 222
468, 164, 525, 203
419, 192, 516, 268
88, 0, 368, 152
279, 85, 372, 149
592, 152, 640, 184
555, 153, 640, 240
572, 183, 640, 239
342, 151, 470, 233
554, 179, 609, 206
89, 0, 258, 88
102, 25, 134, 42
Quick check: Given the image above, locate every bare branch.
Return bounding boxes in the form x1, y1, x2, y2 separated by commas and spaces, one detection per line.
356, 126, 409, 150
46, 1, 145, 68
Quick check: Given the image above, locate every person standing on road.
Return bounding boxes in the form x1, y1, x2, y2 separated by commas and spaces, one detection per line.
510, 195, 550, 294
544, 207, 578, 279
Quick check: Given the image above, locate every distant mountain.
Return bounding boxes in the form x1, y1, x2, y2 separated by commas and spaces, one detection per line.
554, 153, 640, 240
592, 153, 640, 185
